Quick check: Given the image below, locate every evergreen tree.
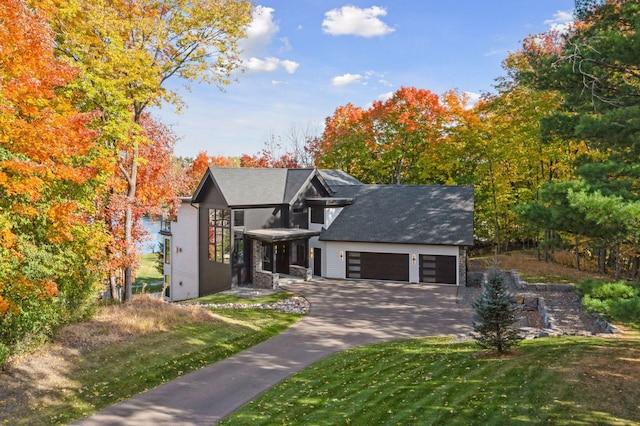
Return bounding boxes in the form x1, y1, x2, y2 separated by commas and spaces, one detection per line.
472, 270, 523, 353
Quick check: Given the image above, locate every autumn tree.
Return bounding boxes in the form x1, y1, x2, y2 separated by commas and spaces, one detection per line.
100, 114, 182, 300
0, 0, 108, 350
39, 0, 253, 301
317, 87, 454, 184
181, 151, 235, 193
314, 103, 373, 180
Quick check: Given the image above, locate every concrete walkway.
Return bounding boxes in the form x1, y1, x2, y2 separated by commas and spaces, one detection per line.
75, 279, 473, 425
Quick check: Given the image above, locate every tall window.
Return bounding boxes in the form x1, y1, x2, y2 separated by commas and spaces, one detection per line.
208, 209, 231, 263
164, 238, 171, 264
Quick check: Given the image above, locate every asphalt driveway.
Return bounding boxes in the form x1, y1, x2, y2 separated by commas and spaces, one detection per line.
75, 279, 473, 425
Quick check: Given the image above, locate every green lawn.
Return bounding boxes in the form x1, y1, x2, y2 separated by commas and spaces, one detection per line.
220, 336, 640, 426
133, 253, 163, 291
5, 307, 303, 425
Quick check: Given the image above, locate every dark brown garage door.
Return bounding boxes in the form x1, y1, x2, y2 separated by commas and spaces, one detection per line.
346, 252, 409, 281
420, 255, 457, 284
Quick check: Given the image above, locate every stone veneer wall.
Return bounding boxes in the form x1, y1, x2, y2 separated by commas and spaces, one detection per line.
251, 239, 280, 290
289, 265, 312, 281
459, 246, 467, 287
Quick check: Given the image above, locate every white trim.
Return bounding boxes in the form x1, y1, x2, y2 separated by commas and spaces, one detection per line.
323, 241, 459, 285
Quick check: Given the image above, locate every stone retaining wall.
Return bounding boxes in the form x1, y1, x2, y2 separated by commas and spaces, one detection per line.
509, 270, 621, 335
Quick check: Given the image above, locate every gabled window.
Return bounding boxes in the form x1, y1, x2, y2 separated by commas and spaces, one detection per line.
310, 207, 324, 224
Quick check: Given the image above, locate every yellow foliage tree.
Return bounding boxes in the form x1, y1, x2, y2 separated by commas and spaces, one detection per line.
34, 0, 253, 301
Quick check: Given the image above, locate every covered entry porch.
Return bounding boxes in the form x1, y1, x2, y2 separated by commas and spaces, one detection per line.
245, 228, 320, 289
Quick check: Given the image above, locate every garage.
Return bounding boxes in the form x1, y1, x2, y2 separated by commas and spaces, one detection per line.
420, 255, 457, 284
346, 251, 409, 281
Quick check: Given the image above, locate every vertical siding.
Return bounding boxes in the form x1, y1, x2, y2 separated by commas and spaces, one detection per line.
170, 203, 199, 301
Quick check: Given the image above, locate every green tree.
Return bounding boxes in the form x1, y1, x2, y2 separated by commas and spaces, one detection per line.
472, 269, 522, 353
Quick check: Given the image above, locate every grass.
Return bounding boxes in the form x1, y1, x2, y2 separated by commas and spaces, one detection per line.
220, 336, 640, 426
132, 253, 163, 290
0, 295, 304, 425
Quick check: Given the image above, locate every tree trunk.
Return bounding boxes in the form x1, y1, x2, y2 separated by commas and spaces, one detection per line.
109, 272, 120, 302
575, 234, 580, 271
544, 229, 551, 263
121, 142, 139, 302
615, 243, 621, 281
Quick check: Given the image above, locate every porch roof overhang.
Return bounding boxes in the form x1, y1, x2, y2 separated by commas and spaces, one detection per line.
244, 228, 321, 243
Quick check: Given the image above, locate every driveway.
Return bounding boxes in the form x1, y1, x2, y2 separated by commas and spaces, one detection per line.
75, 279, 473, 425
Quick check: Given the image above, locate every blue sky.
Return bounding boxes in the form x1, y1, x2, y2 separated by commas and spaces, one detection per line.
156, 1, 575, 159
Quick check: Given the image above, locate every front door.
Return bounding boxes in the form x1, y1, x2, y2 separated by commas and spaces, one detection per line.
275, 242, 289, 274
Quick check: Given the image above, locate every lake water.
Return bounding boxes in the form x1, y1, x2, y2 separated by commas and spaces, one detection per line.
140, 216, 162, 254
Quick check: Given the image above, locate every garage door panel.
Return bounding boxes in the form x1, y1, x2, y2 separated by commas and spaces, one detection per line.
420, 254, 456, 285
347, 252, 409, 282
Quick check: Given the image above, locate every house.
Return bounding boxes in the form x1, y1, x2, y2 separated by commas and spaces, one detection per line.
160, 168, 474, 301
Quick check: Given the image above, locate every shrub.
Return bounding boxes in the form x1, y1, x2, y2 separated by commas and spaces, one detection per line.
472, 269, 522, 353
578, 278, 640, 327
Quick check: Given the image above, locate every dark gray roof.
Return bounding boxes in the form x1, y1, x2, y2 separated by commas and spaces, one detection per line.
201, 168, 316, 207
319, 169, 363, 190
320, 185, 474, 246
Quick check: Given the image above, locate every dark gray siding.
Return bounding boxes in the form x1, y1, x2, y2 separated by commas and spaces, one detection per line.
197, 178, 232, 295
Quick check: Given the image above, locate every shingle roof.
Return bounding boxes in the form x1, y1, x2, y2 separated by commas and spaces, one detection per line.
195, 168, 319, 207
318, 169, 363, 190
320, 185, 474, 246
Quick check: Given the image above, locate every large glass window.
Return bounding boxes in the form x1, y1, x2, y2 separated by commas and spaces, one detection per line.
208, 209, 231, 264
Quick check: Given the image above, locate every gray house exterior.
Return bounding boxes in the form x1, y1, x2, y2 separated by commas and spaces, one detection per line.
162, 167, 474, 301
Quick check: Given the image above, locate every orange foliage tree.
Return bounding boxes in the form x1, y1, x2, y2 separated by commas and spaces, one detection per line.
315, 87, 455, 184
181, 152, 235, 193
99, 114, 181, 299
0, 0, 108, 347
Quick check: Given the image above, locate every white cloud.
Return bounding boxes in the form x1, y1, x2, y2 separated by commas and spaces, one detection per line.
279, 37, 292, 53
322, 6, 395, 38
463, 91, 481, 109
239, 6, 279, 58
281, 60, 300, 74
377, 91, 393, 101
331, 73, 363, 87
544, 10, 574, 33
238, 6, 299, 75
244, 57, 300, 74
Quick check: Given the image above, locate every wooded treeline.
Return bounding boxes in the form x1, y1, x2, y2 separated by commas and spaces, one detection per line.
309, 0, 640, 281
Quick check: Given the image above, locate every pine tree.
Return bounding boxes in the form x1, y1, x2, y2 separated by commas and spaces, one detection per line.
472, 269, 523, 353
